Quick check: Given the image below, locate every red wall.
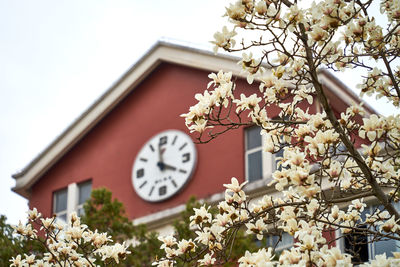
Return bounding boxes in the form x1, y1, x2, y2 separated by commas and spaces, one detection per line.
29, 63, 251, 219
28, 62, 360, 222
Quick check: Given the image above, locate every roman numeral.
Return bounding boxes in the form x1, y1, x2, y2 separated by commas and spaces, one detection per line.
136, 168, 144, 178
182, 153, 190, 163
159, 136, 167, 146
159, 185, 167, 196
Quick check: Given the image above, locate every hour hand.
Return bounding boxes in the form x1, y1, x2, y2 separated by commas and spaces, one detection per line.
163, 163, 177, 171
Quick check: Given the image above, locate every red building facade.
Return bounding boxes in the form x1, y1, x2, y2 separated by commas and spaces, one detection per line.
12, 41, 374, 236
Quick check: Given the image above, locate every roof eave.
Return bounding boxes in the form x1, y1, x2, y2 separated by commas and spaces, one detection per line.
11, 41, 246, 198
318, 69, 377, 115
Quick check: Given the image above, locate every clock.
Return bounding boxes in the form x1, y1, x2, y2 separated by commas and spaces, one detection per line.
132, 129, 197, 202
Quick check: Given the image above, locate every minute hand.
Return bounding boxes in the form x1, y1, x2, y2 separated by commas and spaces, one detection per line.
158, 146, 165, 162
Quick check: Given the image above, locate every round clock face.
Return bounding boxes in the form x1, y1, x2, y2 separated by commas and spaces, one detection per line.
132, 130, 197, 202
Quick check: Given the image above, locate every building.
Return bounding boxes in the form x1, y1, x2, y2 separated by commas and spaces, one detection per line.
12, 41, 385, 260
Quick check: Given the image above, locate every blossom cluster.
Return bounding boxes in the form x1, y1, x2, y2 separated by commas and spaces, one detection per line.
182, 66, 400, 198
154, 178, 400, 266
10, 208, 130, 267
211, 0, 400, 107
173, 0, 400, 265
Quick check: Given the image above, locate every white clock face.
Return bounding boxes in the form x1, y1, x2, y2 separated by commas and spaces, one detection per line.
132, 130, 197, 202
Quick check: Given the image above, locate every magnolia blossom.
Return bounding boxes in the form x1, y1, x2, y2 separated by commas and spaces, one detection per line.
190, 206, 212, 226
223, 177, 247, 193
211, 26, 237, 53
233, 93, 262, 113
238, 248, 275, 267
245, 218, 267, 240
11, 209, 130, 266
156, 0, 400, 265
198, 252, 216, 266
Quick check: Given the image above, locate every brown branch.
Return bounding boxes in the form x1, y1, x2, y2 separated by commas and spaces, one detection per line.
380, 51, 400, 99
298, 22, 400, 221
326, 191, 374, 203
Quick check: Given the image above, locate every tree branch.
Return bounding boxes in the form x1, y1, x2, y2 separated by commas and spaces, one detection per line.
298, 23, 400, 221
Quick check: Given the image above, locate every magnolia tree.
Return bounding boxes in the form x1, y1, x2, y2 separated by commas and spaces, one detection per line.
10, 208, 130, 266
154, 0, 400, 266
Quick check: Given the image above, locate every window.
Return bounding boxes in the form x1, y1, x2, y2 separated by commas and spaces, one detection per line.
343, 203, 400, 263
344, 226, 369, 263
53, 188, 68, 222
245, 127, 263, 182
77, 181, 92, 216
53, 180, 92, 222
267, 232, 294, 252
245, 126, 279, 183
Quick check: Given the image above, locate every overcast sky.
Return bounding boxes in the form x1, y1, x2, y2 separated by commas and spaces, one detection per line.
0, 0, 232, 224
0, 0, 397, 225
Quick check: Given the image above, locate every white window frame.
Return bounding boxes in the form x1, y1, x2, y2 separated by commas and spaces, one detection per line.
53, 181, 91, 222
244, 126, 274, 183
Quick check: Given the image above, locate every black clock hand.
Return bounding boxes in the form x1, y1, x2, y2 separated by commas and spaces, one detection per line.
163, 163, 177, 171
157, 146, 166, 171
158, 146, 165, 162
157, 161, 165, 170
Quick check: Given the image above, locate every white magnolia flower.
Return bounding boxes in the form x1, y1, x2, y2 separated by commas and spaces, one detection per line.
223, 177, 248, 193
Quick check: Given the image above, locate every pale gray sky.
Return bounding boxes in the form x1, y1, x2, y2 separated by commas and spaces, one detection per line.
0, 0, 230, 224
0, 0, 397, 225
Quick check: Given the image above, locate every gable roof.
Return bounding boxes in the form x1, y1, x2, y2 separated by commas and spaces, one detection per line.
12, 40, 375, 198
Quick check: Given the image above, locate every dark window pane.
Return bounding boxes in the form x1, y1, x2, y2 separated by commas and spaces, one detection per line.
374, 238, 399, 257
58, 213, 67, 223
371, 204, 400, 257
275, 148, 284, 171
281, 232, 294, 247
267, 233, 293, 250
78, 181, 92, 205
77, 207, 85, 217
344, 228, 369, 264
54, 188, 67, 213
246, 127, 262, 150
248, 151, 262, 182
